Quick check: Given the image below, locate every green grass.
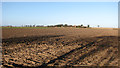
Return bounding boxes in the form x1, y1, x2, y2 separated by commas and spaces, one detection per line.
1, 27, 48, 29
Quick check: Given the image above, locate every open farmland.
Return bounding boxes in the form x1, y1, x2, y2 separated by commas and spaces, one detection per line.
2, 27, 119, 67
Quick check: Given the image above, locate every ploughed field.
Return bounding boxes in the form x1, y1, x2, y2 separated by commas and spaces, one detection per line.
2, 28, 119, 67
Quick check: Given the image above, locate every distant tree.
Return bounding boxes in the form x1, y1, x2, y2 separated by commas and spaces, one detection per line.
81, 24, 83, 27
55, 24, 63, 27
64, 24, 68, 27
67, 25, 73, 27
36, 25, 44, 27
98, 25, 100, 27
47, 25, 50, 27
87, 25, 90, 28
25, 25, 28, 27
30, 25, 32, 27
76, 25, 81, 28
33, 24, 36, 27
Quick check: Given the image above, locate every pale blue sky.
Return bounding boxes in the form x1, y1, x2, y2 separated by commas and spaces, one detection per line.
2, 2, 118, 27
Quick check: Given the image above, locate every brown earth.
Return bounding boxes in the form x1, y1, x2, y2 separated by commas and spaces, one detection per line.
1, 27, 119, 68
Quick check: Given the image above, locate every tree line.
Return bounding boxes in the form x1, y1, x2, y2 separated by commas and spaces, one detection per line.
3, 24, 100, 28
47, 24, 90, 28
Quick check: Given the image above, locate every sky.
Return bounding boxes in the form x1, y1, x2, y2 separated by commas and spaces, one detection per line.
2, 2, 118, 28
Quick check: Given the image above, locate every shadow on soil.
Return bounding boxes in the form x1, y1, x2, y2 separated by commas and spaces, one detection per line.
2, 35, 65, 45
96, 36, 118, 38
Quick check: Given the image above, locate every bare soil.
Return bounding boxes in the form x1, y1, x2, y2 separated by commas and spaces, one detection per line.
1, 28, 119, 68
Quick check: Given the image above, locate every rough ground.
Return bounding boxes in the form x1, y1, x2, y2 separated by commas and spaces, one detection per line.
1, 28, 119, 68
